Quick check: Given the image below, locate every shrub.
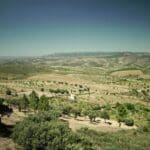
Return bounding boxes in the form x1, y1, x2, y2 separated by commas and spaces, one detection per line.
100, 111, 110, 122
117, 104, 128, 118
125, 118, 134, 126
12, 111, 95, 150
62, 105, 72, 116
71, 106, 81, 118
140, 126, 149, 132
125, 103, 135, 112
88, 110, 98, 122
40, 88, 44, 92
6, 89, 11, 95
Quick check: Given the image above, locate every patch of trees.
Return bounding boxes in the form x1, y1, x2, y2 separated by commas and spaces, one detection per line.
49, 88, 69, 95
5, 91, 50, 113
116, 103, 135, 127
12, 111, 95, 150
76, 127, 150, 150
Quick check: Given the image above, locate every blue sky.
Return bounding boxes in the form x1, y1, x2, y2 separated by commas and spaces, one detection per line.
0, 0, 150, 56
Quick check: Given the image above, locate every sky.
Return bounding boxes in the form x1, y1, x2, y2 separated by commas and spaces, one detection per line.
0, 0, 150, 56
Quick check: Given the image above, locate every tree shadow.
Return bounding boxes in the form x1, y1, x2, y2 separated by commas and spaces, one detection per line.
0, 123, 14, 138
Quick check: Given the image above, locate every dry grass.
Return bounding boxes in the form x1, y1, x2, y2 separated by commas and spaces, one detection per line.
0, 137, 21, 150
111, 70, 143, 77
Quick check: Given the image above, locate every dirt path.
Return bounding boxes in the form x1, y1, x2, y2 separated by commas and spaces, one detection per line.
61, 116, 137, 132
0, 137, 21, 150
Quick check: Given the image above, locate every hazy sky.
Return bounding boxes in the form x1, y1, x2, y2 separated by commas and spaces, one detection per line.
0, 0, 150, 56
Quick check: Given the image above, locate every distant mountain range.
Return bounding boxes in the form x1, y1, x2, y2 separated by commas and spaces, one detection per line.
0, 52, 149, 68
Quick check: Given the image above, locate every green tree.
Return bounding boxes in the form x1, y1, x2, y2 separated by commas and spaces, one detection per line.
100, 111, 110, 123
71, 106, 81, 118
125, 103, 135, 113
38, 95, 49, 111
62, 105, 72, 116
12, 111, 95, 150
117, 104, 128, 118
20, 94, 29, 112
29, 91, 39, 112
125, 118, 134, 126
88, 110, 98, 122
116, 104, 128, 127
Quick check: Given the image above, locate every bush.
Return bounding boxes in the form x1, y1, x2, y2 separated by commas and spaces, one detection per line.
71, 106, 81, 118
62, 105, 72, 116
12, 111, 95, 150
125, 118, 134, 126
125, 103, 135, 112
40, 88, 44, 92
100, 111, 110, 122
6, 89, 11, 95
140, 126, 149, 132
117, 104, 128, 118
88, 110, 98, 122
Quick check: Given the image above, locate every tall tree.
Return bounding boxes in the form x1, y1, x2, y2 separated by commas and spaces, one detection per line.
20, 94, 29, 112
29, 91, 39, 112
38, 95, 49, 111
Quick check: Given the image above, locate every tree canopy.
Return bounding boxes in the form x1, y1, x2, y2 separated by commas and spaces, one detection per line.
12, 111, 95, 150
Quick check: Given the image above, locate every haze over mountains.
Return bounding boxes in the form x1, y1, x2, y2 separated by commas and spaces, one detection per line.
0, 52, 149, 68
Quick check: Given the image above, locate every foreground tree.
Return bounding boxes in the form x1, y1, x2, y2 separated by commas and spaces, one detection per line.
20, 94, 29, 112
12, 111, 95, 150
29, 91, 39, 112
38, 95, 49, 111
